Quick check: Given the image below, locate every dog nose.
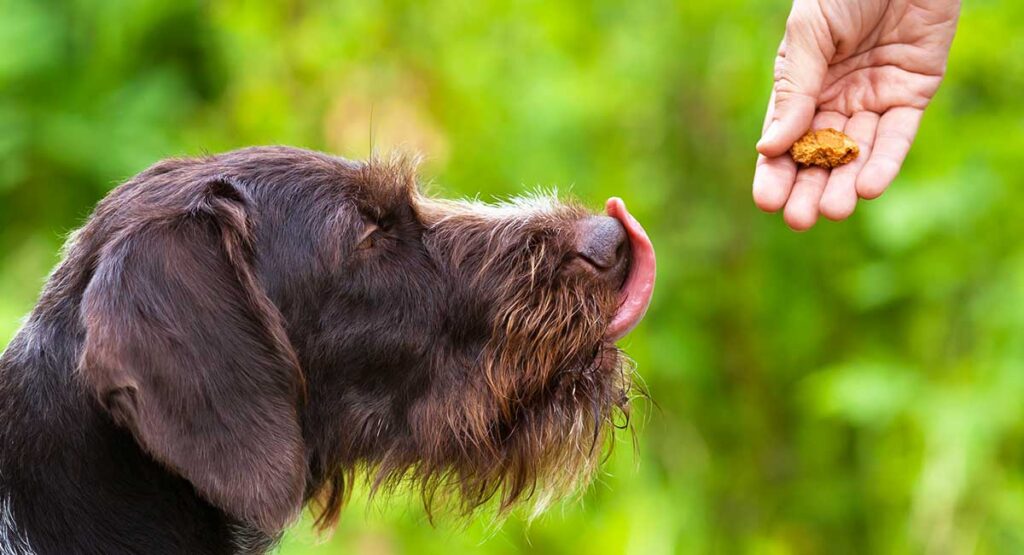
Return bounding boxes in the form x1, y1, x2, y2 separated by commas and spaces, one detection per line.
574, 216, 630, 285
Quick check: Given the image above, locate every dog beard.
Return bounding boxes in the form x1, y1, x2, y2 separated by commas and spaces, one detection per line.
310, 158, 655, 528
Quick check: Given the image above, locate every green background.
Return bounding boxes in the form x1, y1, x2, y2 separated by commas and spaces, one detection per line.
2, 1, 1023, 553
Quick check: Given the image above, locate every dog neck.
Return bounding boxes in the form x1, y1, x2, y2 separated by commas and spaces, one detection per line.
0, 313, 273, 555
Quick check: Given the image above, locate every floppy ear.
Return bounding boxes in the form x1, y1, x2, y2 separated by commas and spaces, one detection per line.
79, 179, 306, 533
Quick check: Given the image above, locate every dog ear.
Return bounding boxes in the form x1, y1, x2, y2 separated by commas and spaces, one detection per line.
79, 178, 306, 534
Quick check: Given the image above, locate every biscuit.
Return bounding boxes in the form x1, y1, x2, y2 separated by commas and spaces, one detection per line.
789, 128, 859, 168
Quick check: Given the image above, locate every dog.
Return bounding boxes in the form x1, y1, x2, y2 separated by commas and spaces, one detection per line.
0, 147, 656, 555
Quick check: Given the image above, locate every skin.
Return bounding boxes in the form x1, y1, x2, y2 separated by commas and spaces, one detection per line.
753, 0, 961, 231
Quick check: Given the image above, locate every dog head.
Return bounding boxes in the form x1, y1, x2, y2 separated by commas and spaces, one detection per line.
72, 147, 656, 533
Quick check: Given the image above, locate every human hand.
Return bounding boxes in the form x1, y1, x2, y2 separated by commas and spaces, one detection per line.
753, 0, 960, 230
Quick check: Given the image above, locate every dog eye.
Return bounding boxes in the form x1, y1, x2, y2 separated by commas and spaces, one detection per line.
356, 223, 380, 250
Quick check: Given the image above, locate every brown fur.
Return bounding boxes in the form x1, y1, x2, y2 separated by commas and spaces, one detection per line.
0, 147, 640, 554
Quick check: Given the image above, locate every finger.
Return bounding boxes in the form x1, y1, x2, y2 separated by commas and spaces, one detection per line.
856, 107, 923, 200
756, 16, 831, 157
784, 111, 847, 230
753, 153, 798, 212
819, 111, 880, 220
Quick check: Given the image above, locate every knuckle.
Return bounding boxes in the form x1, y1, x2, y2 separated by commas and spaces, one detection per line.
784, 12, 812, 35
773, 75, 805, 101
772, 56, 804, 94
774, 70, 798, 92
773, 56, 788, 81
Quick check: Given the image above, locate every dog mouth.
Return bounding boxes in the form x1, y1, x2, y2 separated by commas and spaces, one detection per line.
604, 198, 656, 341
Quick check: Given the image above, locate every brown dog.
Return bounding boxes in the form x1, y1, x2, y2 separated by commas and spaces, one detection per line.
0, 147, 655, 555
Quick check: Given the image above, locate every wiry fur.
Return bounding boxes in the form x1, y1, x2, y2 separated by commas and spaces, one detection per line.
0, 147, 640, 554
1, 497, 35, 555
310, 156, 637, 528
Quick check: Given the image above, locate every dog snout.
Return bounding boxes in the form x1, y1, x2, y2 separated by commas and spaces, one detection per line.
573, 216, 630, 287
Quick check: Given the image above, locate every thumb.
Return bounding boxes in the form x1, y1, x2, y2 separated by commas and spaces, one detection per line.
757, 18, 829, 157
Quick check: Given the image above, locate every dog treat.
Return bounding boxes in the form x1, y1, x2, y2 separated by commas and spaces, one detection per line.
789, 128, 859, 168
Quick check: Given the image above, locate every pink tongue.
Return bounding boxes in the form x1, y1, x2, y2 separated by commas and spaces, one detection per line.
605, 197, 656, 341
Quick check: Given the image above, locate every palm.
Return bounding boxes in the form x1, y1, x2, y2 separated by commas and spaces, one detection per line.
753, 0, 960, 230
820, 0, 954, 114
820, 57, 942, 116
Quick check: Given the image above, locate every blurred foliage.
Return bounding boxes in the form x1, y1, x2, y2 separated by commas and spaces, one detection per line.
3, 0, 1024, 554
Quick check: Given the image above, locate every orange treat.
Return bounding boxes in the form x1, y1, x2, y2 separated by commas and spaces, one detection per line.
789, 128, 859, 168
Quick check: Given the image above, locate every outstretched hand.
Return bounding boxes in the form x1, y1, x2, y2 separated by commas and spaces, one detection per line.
753, 0, 960, 230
